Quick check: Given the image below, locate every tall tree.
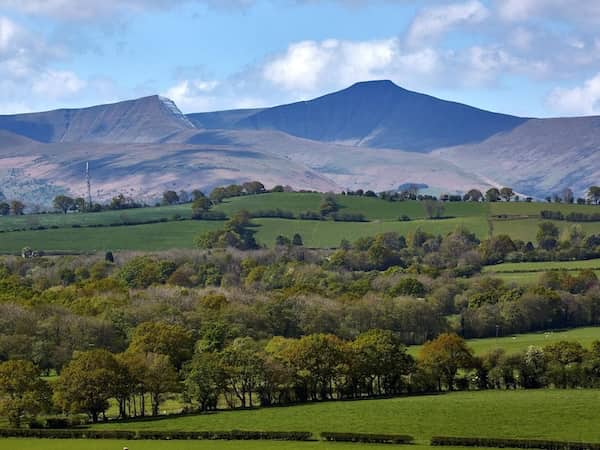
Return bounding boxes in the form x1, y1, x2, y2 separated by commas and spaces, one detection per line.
499, 187, 514, 202
10, 200, 25, 215
536, 221, 560, 250
418, 333, 474, 391
588, 186, 600, 205
485, 188, 500, 202
162, 190, 180, 205
54, 349, 120, 422
0, 360, 50, 427
463, 189, 483, 202
53, 195, 75, 214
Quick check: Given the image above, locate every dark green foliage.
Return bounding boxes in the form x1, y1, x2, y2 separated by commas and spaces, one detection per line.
0, 428, 313, 441
321, 432, 414, 444
431, 436, 600, 449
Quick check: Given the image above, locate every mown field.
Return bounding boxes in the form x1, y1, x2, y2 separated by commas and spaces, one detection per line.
92, 390, 600, 443
0, 193, 598, 253
0, 440, 469, 450
408, 326, 600, 356
482, 258, 600, 285
0, 216, 491, 253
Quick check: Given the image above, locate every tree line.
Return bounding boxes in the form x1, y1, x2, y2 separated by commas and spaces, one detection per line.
4, 331, 600, 427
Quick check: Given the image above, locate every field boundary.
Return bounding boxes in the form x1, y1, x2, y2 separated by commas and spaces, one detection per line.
0, 429, 315, 441
431, 436, 600, 449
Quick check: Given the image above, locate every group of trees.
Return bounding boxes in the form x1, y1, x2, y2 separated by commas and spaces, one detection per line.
5, 329, 600, 427
0, 200, 25, 216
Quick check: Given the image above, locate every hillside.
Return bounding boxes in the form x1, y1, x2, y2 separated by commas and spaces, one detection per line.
0, 95, 195, 144
1, 192, 599, 253
0, 80, 599, 201
235, 80, 528, 152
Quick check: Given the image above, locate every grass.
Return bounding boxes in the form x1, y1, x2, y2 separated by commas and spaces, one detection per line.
482, 258, 600, 285
407, 327, 600, 356
0, 193, 599, 252
92, 390, 600, 443
215, 193, 489, 221
490, 201, 600, 217
0, 204, 192, 232
253, 216, 488, 248
0, 221, 224, 253
484, 258, 600, 273
0, 217, 488, 253
491, 218, 600, 242
0, 440, 476, 450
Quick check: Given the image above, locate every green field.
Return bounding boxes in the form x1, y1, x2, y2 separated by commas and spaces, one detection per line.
491, 218, 600, 243
0, 204, 192, 232
0, 216, 488, 253
482, 258, 600, 285
484, 259, 600, 273
216, 193, 489, 220
490, 201, 600, 217
409, 326, 600, 356
0, 440, 473, 450
0, 193, 599, 252
91, 390, 600, 443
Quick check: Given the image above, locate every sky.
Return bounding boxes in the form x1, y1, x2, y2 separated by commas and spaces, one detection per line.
1, 0, 600, 117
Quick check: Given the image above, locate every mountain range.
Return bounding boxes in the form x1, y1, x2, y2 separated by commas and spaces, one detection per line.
0, 80, 598, 206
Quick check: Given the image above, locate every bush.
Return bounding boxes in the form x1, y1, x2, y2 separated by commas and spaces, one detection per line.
331, 212, 368, 222
321, 432, 413, 444
250, 209, 295, 219
0, 429, 313, 441
299, 210, 323, 220
430, 436, 600, 449
193, 211, 227, 221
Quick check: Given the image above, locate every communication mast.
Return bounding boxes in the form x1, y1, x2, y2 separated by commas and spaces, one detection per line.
86, 162, 92, 208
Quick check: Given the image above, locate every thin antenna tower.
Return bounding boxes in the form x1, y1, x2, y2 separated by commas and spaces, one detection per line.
86, 162, 92, 208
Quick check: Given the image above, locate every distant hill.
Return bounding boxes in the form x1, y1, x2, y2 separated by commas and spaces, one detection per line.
232, 80, 528, 152
187, 108, 265, 130
0, 80, 599, 203
436, 116, 600, 196
0, 95, 195, 144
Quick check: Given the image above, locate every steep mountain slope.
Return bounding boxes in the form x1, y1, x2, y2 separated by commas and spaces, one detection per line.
234, 80, 528, 152
0, 96, 195, 144
173, 129, 492, 193
1, 80, 599, 203
436, 116, 600, 196
187, 108, 265, 130
0, 136, 340, 205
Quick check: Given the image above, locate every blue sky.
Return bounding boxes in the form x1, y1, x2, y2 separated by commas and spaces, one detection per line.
1, 0, 600, 117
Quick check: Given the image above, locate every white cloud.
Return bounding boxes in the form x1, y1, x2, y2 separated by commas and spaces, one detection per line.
162, 79, 221, 112
263, 38, 398, 92
407, 1, 488, 46
547, 73, 600, 115
496, 0, 600, 24
31, 70, 86, 99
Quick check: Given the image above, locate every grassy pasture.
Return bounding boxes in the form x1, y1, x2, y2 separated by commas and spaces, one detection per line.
92, 390, 600, 443
482, 258, 600, 285
409, 326, 600, 356
0, 204, 192, 232
484, 258, 600, 273
491, 218, 600, 242
0, 440, 473, 450
0, 216, 488, 253
215, 193, 489, 220
490, 201, 600, 217
0, 193, 599, 252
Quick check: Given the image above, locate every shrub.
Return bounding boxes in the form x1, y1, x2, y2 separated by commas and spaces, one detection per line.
321, 432, 413, 444
430, 436, 600, 449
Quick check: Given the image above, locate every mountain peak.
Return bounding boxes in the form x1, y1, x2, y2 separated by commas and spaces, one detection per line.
349, 79, 400, 89
0, 94, 195, 144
